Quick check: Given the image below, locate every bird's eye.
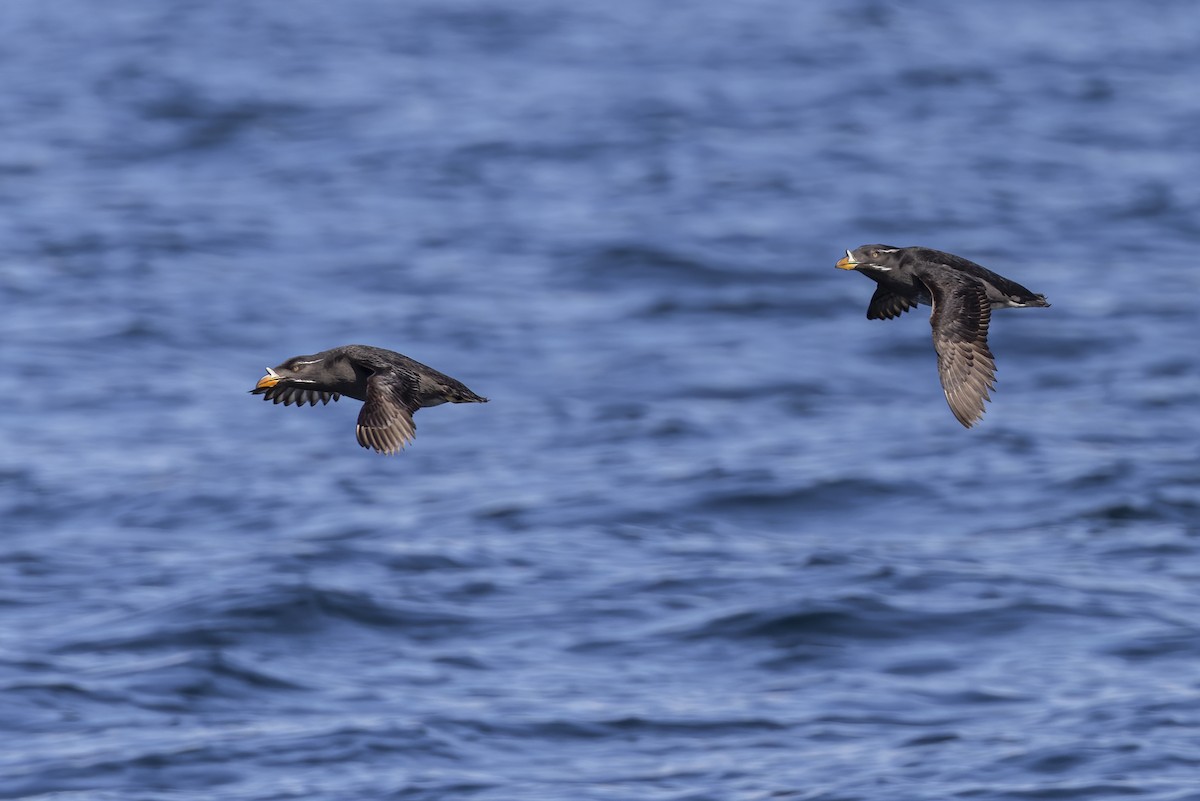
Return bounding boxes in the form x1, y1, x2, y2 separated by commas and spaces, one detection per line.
869, 249, 880, 259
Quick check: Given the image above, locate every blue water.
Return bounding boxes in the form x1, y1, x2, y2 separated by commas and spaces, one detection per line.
2, 1, 1199, 799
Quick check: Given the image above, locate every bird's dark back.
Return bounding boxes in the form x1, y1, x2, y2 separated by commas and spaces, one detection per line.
904, 248, 1042, 299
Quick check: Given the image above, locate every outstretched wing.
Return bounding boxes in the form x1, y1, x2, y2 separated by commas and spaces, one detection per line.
918, 270, 996, 428
867, 286, 920, 320
253, 384, 340, 407
356, 371, 419, 454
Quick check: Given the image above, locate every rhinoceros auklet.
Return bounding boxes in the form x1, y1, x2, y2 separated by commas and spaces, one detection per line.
836, 245, 1049, 428
251, 344, 487, 454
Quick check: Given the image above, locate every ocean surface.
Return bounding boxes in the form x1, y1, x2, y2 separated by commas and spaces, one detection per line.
2, 1, 1199, 799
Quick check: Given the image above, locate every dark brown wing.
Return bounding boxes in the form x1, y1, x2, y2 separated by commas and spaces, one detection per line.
867, 286, 920, 320
253, 384, 340, 406
918, 270, 996, 428
355, 372, 419, 455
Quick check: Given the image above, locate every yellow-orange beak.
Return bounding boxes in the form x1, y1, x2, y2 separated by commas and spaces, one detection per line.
255, 367, 281, 389
835, 250, 858, 270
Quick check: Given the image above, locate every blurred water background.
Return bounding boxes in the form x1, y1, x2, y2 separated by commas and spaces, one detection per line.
2, 1, 1199, 799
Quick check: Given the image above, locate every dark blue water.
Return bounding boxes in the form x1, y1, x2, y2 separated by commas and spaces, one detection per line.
2, 1, 1199, 799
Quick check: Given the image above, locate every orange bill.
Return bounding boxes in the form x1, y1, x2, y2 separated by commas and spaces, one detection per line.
255, 368, 281, 389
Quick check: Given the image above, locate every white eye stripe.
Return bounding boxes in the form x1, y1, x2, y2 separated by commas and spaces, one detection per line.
293, 358, 324, 366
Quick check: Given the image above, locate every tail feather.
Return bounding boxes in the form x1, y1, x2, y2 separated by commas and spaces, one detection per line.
451, 387, 488, 403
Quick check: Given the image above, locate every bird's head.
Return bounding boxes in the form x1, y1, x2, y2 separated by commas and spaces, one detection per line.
835, 245, 903, 274
253, 354, 327, 391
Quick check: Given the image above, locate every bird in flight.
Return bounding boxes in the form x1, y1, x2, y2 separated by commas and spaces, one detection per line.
251, 344, 487, 454
836, 245, 1049, 427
